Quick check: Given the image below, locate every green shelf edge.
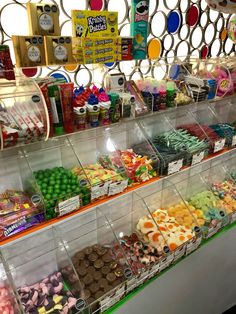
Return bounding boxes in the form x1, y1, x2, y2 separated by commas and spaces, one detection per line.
104, 220, 236, 314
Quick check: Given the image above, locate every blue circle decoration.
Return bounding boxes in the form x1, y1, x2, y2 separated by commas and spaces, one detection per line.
167, 11, 181, 34
49, 72, 69, 82
104, 62, 115, 68
169, 64, 180, 80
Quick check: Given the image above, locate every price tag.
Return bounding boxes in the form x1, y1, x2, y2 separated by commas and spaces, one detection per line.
108, 179, 128, 196
206, 223, 221, 239
221, 215, 230, 228
231, 211, 236, 223
232, 135, 236, 147
167, 159, 183, 175
159, 253, 174, 272
58, 196, 80, 216
173, 245, 186, 262
126, 277, 138, 293
91, 182, 109, 200
191, 151, 205, 166
186, 236, 202, 255
213, 138, 226, 153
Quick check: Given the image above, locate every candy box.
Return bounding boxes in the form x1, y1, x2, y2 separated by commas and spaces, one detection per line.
12, 35, 46, 67
44, 36, 75, 65
27, 2, 60, 36
72, 10, 118, 38
119, 36, 133, 60
105, 73, 126, 92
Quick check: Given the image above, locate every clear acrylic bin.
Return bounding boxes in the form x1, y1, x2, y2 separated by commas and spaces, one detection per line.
0, 76, 49, 150
201, 163, 236, 225
0, 254, 22, 313
165, 108, 210, 166
55, 208, 132, 313
0, 150, 45, 241
23, 138, 91, 220
68, 127, 128, 202
190, 106, 227, 154
139, 113, 187, 175
143, 181, 202, 259
98, 122, 160, 185
175, 173, 227, 239
2, 229, 82, 314
98, 193, 167, 292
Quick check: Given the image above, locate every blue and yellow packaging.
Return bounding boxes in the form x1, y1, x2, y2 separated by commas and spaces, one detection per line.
130, 0, 149, 59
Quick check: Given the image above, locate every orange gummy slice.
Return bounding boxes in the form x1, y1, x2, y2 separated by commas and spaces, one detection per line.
152, 233, 161, 242
169, 243, 178, 251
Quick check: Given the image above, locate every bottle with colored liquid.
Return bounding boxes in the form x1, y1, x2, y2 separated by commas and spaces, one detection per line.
152, 86, 160, 112
166, 81, 176, 108
159, 83, 167, 110
108, 93, 121, 123
87, 94, 100, 128
141, 86, 153, 112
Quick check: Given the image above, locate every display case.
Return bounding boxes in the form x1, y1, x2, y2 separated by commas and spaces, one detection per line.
98, 192, 168, 293
139, 113, 187, 175
55, 208, 132, 313
0, 76, 49, 150
0, 254, 22, 313
68, 127, 129, 201
0, 150, 45, 241
142, 181, 202, 259
173, 172, 227, 239
164, 108, 209, 166
95, 121, 160, 185
1, 229, 82, 314
23, 138, 91, 220
189, 106, 228, 154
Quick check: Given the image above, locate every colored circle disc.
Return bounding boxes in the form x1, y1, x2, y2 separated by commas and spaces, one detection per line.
167, 11, 181, 33
220, 28, 227, 41
50, 72, 69, 82
201, 45, 209, 59
148, 38, 162, 59
187, 5, 200, 27
64, 64, 78, 72
22, 68, 38, 77
90, 0, 103, 10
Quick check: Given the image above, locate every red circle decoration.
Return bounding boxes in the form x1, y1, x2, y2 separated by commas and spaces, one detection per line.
90, 0, 103, 10
22, 68, 38, 77
187, 5, 200, 27
201, 45, 209, 59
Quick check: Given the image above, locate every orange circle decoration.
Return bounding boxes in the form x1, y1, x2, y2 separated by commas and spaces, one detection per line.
148, 38, 162, 60
220, 28, 227, 41
64, 64, 78, 72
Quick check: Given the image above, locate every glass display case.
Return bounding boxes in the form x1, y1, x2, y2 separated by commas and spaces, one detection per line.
164, 108, 209, 166
0, 76, 49, 150
2, 229, 82, 314
189, 105, 228, 154
0, 254, 22, 313
68, 127, 129, 202
23, 138, 91, 220
0, 150, 45, 241
174, 172, 227, 239
55, 208, 132, 313
103, 121, 161, 184
143, 181, 202, 259
139, 113, 187, 175
98, 192, 169, 293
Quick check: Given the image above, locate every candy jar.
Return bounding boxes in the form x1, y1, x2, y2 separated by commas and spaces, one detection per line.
98, 88, 111, 126
86, 94, 100, 128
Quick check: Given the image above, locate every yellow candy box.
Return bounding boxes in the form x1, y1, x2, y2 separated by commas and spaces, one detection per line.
72, 10, 118, 38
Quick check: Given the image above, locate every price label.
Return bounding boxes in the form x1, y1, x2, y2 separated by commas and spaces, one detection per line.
138, 269, 150, 284
91, 182, 109, 200
167, 159, 183, 175
186, 236, 202, 255
159, 253, 174, 271
173, 245, 186, 262
108, 179, 128, 196
213, 138, 226, 153
232, 135, 236, 147
206, 223, 221, 239
221, 215, 230, 228
231, 211, 236, 223
191, 151, 205, 166
58, 196, 80, 216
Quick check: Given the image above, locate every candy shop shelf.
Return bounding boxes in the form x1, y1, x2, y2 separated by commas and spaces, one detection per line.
0, 145, 236, 247
104, 220, 236, 314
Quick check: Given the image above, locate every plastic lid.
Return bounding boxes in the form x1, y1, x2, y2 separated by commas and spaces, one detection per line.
109, 93, 119, 102
88, 93, 98, 105
153, 86, 159, 94
55, 126, 64, 136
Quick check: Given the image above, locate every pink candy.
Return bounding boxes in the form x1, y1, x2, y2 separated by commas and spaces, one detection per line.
0, 287, 15, 314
